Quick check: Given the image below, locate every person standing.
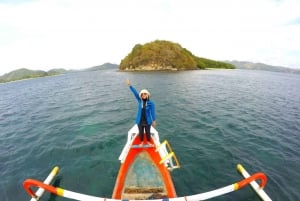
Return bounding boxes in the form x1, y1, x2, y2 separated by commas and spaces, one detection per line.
126, 79, 157, 146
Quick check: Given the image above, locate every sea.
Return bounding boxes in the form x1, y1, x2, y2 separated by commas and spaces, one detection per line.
0, 69, 299, 201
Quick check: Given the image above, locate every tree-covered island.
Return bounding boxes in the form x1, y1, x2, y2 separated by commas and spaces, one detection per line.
119, 40, 235, 71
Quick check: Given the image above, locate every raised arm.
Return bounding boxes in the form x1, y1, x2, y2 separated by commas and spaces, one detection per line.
126, 79, 140, 101
125, 79, 131, 86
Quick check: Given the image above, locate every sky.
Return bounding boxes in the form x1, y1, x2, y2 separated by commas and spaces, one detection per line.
0, 0, 300, 75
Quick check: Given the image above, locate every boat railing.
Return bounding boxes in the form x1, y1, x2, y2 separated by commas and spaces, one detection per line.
118, 125, 180, 170
156, 140, 180, 170
119, 125, 160, 163
118, 127, 137, 163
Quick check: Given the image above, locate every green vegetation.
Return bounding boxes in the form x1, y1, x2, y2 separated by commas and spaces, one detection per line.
120, 40, 235, 71
47, 68, 68, 76
0, 68, 48, 83
0, 68, 69, 83
195, 57, 235, 69
0, 63, 119, 83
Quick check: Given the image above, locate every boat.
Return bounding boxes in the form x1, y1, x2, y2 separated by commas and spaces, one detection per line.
112, 125, 180, 200
23, 125, 272, 201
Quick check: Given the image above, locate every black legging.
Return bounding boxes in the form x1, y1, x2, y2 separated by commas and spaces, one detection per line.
138, 124, 151, 142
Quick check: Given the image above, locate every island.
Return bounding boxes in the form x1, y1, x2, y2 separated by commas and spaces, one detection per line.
0, 63, 118, 83
119, 40, 235, 71
0, 68, 66, 83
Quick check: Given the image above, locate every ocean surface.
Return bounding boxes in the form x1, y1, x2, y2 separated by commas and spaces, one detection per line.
0, 69, 299, 201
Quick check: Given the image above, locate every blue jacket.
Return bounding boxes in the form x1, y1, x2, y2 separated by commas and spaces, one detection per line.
129, 85, 156, 125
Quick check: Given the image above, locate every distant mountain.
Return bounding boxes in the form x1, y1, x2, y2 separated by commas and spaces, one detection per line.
84, 63, 119, 71
47, 68, 68, 76
227, 60, 300, 74
0, 68, 70, 83
0, 63, 118, 83
0, 68, 48, 83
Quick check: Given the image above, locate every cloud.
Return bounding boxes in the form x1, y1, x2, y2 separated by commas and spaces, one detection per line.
288, 17, 300, 25
0, 0, 300, 75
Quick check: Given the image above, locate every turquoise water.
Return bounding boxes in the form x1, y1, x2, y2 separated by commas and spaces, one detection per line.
0, 69, 299, 201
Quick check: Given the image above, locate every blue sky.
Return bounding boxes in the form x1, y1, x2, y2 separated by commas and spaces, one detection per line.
0, 0, 300, 75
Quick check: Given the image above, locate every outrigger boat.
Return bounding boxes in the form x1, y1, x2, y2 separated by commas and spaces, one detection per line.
23, 125, 272, 201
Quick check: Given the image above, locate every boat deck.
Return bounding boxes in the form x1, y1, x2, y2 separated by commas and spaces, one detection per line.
122, 151, 167, 199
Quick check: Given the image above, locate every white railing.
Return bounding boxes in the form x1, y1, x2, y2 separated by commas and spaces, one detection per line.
156, 140, 180, 170
118, 125, 180, 170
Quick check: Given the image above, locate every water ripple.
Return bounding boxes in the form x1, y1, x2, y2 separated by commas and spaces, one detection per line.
1, 70, 300, 201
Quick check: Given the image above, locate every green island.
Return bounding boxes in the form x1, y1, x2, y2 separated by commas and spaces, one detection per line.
0, 63, 117, 83
120, 40, 234, 71
0, 68, 65, 83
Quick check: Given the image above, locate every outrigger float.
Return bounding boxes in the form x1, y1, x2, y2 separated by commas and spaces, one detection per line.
23, 125, 272, 201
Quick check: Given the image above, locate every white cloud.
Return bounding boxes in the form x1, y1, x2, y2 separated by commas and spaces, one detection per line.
0, 0, 300, 75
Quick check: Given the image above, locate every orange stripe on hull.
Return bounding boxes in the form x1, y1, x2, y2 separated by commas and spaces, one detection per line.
112, 135, 177, 199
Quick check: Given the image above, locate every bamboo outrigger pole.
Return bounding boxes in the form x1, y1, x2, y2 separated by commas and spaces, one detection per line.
23, 166, 269, 201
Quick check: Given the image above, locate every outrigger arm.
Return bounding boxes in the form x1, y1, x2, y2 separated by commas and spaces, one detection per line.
23, 164, 271, 201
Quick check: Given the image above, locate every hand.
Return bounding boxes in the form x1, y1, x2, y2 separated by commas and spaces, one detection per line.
126, 79, 131, 86
152, 121, 157, 128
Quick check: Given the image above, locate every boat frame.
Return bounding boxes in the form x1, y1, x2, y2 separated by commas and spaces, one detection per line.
23, 125, 272, 201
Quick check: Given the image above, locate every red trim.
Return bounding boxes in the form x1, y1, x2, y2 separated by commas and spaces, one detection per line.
237, 172, 267, 189
23, 179, 58, 198
112, 134, 177, 199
